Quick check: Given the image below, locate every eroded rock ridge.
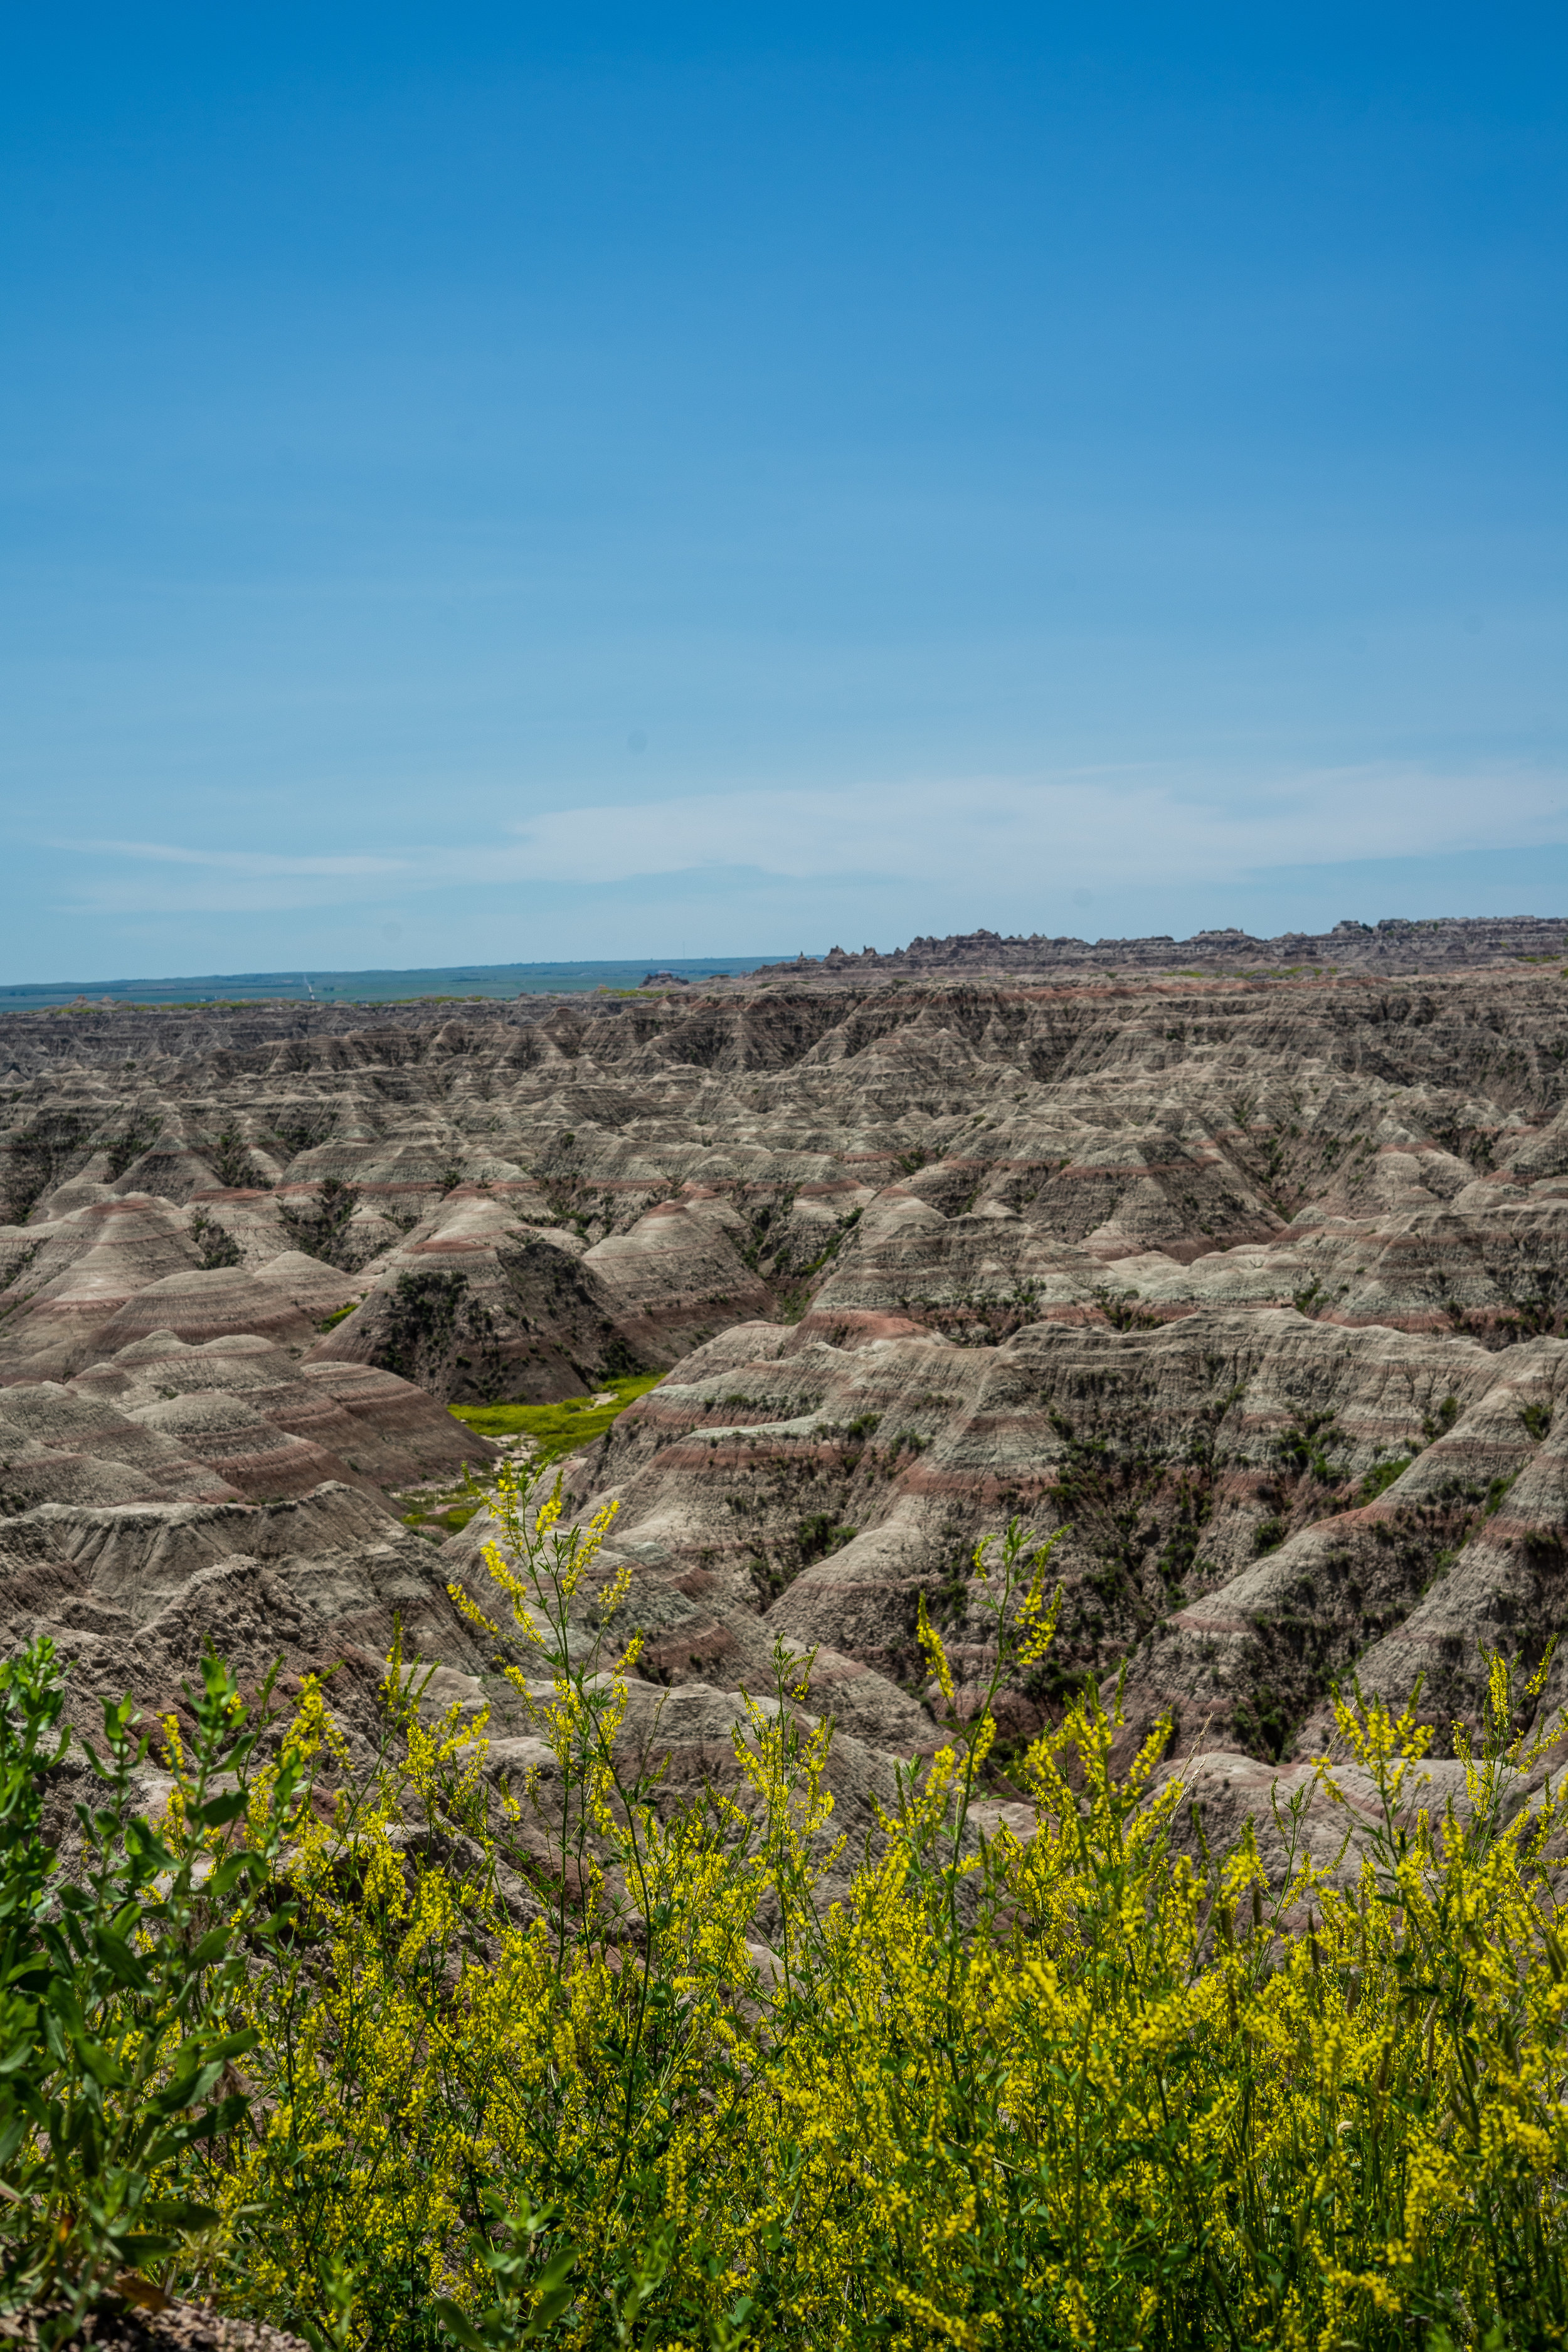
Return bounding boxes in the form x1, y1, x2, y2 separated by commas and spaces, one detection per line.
3, 960, 1567, 1871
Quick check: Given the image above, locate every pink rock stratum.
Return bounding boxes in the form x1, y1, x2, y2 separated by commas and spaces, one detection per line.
4, 945, 1568, 1889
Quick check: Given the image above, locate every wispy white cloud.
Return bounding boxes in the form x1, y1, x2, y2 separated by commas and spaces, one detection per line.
503, 764, 1568, 887
64, 839, 408, 878
45, 760, 1568, 915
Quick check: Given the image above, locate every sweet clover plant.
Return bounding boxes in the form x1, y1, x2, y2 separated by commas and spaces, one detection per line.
7, 1488, 1568, 2349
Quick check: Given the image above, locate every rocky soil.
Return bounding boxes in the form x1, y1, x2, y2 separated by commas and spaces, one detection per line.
4, 957, 1568, 1882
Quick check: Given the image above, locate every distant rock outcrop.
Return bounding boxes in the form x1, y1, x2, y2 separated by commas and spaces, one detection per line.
758, 913, 1568, 978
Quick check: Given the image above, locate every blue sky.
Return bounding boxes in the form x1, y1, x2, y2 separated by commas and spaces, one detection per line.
2, 3, 1564, 980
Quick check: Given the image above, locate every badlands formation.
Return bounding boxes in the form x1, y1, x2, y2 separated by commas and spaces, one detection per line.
4, 926, 1568, 1879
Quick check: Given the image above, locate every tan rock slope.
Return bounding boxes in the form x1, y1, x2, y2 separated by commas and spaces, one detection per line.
3, 948, 1567, 1848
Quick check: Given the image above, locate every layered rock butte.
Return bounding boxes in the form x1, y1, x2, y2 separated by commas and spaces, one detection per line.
5, 916, 1568, 1880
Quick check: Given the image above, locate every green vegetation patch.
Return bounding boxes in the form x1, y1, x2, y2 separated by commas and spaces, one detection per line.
450, 1374, 662, 1470
401, 1498, 485, 1538
397, 1379, 659, 1539
1358, 1453, 1417, 1505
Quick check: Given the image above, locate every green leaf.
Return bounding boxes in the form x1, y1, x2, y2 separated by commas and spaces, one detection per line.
529, 2284, 575, 2334
196, 1789, 250, 1827
204, 1852, 255, 1899
173, 2060, 226, 2110
142, 2198, 221, 2232
94, 1932, 152, 1993
208, 2026, 260, 2062
432, 2296, 491, 2350
115, 2233, 180, 2265
75, 2040, 127, 2089
534, 2247, 576, 2295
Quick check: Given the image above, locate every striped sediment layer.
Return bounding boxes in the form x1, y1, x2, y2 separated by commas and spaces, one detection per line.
2, 959, 1568, 1855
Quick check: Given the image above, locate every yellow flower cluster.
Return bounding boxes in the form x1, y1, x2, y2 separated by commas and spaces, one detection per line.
177, 1496, 1568, 2351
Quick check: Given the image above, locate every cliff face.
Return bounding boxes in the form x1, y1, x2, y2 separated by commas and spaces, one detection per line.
3, 961, 1567, 1830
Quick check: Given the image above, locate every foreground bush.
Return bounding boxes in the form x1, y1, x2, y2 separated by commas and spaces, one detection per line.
5, 1480, 1568, 2349
0, 1643, 309, 2346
